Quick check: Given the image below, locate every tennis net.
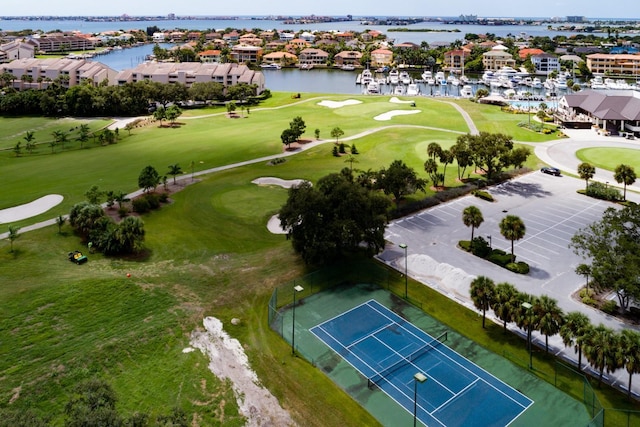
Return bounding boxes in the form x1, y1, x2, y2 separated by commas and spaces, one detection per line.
368, 331, 447, 388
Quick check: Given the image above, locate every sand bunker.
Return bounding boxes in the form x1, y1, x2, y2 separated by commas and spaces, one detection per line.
251, 177, 309, 188
389, 97, 415, 104
267, 215, 287, 234
374, 110, 421, 121
0, 194, 64, 223
317, 99, 363, 109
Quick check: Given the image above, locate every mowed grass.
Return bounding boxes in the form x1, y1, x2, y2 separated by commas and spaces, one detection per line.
576, 147, 640, 171
0, 94, 606, 425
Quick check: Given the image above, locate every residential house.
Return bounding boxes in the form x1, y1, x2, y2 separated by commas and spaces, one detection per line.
334, 51, 362, 67
205, 32, 222, 41
395, 42, 420, 50
298, 31, 316, 43
518, 48, 544, 60
198, 49, 222, 63
335, 32, 355, 43
288, 38, 310, 50
239, 34, 263, 47
31, 35, 94, 53
482, 46, 516, 71
531, 53, 561, 75
298, 48, 329, 66
152, 32, 167, 42
443, 49, 471, 73
260, 31, 276, 41
262, 51, 297, 65
370, 48, 393, 67
230, 44, 263, 64
223, 30, 240, 45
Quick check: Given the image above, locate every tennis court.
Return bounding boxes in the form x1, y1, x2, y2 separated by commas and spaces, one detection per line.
311, 300, 533, 426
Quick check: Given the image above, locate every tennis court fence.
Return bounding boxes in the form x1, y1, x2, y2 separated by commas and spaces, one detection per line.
367, 331, 448, 389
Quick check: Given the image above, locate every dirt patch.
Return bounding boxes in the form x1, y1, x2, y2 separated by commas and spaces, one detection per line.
190, 317, 295, 427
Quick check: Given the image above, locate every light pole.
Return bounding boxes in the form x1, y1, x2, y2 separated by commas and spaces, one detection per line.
522, 301, 533, 369
486, 235, 492, 250
413, 372, 427, 427
399, 243, 408, 299
292, 284, 304, 356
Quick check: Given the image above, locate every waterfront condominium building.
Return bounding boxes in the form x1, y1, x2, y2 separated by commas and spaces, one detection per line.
114, 62, 265, 94
0, 58, 117, 89
586, 53, 640, 77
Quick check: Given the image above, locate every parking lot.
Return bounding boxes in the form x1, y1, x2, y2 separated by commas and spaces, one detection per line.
381, 170, 621, 322
380, 169, 640, 393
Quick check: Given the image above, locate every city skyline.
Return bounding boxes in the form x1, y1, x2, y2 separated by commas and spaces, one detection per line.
0, 1, 636, 20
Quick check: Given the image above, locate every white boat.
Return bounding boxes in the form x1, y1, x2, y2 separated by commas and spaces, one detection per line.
421, 70, 432, 82
531, 77, 542, 89
460, 75, 470, 85
360, 69, 373, 85
260, 63, 282, 70
366, 81, 380, 94
399, 70, 412, 85
299, 63, 313, 70
388, 68, 399, 85
393, 85, 405, 96
406, 83, 420, 96
341, 64, 355, 71
460, 85, 473, 98
555, 75, 568, 90
435, 71, 447, 85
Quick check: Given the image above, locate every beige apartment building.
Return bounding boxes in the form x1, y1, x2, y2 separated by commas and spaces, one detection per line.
586, 53, 640, 76
114, 62, 265, 94
0, 58, 116, 88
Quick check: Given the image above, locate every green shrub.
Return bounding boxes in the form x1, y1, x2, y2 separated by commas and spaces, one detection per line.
117, 206, 129, 218
579, 288, 595, 299
471, 237, 491, 258
459, 240, 471, 251
586, 181, 622, 201
488, 252, 513, 266
506, 261, 530, 274
158, 192, 169, 203
601, 300, 618, 314
582, 296, 597, 307
132, 197, 150, 213
472, 190, 494, 202
144, 193, 161, 209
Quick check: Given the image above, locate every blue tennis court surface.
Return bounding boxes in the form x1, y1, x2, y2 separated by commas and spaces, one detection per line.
310, 300, 533, 426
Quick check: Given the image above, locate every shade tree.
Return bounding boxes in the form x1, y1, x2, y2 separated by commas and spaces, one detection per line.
470, 276, 495, 328
376, 160, 426, 203
499, 215, 526, 263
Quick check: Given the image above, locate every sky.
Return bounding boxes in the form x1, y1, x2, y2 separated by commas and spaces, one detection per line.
0, 1, 637, 20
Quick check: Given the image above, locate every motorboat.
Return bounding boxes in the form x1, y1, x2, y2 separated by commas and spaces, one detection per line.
260, 63, 282, 69
531, 77, 542, 89
399, 70, 412, 85
360, 69, 373, 85
460, 85, 473, 98
341, 64, 355, 71
388, 68, 399, 85
299, 63, 313, 70
590, 75, 605, 89
435, 71, 447, 85
421, 70, 432, 82
393, 85, 405, 96
406, 83, 420, 96
366, 81, 380, 94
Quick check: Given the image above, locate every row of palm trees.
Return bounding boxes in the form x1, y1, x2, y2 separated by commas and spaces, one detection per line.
470, 276, 640, 397
578, 161, 637, 201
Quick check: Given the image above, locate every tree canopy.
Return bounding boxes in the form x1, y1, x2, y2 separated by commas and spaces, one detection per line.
278, 171, 391, 265
376, 159, 426, 203
571, 204, 640, 311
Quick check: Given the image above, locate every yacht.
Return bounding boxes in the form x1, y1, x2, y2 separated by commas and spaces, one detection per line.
435, 71, 447, 85
388, 68, 399, 85
260, 63, 282, 70
406, 83, 420, 96
393, 85, 405, 96
590, 75, 605, 89
341, 64, 355, 71
366, 81, 380, 94
360, 69, 373, 85
460, 85, 473, 98
531, 77, 542, 89
421, 70, 432, 82
399, 70, 412, 85
299, 63, 313, 70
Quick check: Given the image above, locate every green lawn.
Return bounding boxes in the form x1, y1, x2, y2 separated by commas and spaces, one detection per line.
576, 147, 640, 171
1, 93, 635, 426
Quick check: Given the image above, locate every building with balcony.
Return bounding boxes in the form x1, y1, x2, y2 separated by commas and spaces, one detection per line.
586, 53, 640, 76
370, 48, 393, 67
0, 58, 116, 89
298, 48, 329, 66
230, 44, 263, 64
482, 47, 516, 71
531, 53, 561, 75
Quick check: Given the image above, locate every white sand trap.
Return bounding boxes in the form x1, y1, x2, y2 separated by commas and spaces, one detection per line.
374, 110, 421, 121
389, 96, 415, 104
267, 214, 287, 234
317, 99, 362, 109
251, 177, 309, 188
0, 194, 63, 223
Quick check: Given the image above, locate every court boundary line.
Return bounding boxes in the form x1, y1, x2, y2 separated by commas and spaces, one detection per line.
311, 300, 532, 426
365, 300, 533, 411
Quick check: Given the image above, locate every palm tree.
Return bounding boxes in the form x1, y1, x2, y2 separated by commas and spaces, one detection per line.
438, 149, 454, 187
427, 142, 442, 160
7, 225, 20, 253
168, 163, 183, 184
470, 276, 495, 328
515, 293, 538, 353
577, 162, 595, 191
584, 324, 618, 386
535, 295, 564, 353
614, 164, 636, 201
620, 329, 640, 398
462, 205, 484, 241
499, 215, 526, 263
77, 124, 91, 149
23, 131, 36, 154
575, 264, 592, 291
491, 282, 519, 333
560, 311, 591, 371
